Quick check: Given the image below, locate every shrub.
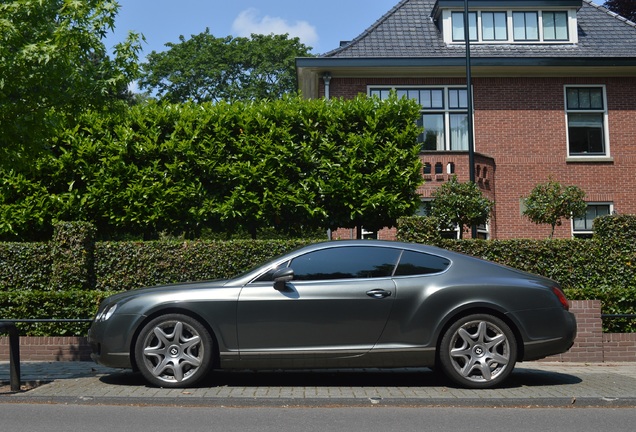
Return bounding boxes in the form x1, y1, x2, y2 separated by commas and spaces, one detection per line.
396, 216, 442, 244
0, 242, 51, 292
0, 290, 108, 336
50, 221, 96, 291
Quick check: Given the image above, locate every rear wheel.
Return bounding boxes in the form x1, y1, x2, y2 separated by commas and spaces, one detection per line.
439, 314, 517, 389
135, 314, 212, 388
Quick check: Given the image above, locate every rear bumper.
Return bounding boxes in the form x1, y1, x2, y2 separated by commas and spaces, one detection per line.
521, 310, 577, 361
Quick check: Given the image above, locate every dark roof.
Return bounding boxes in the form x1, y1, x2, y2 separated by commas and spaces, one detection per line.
322, 0, 636, 59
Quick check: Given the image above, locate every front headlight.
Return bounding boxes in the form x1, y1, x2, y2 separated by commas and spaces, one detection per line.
95, 303, 118, 322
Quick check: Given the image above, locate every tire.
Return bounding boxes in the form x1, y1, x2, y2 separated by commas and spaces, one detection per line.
439, 314, 517, 389
135, 314, 213, 388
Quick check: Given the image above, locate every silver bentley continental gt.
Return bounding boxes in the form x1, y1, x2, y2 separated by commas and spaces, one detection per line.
88, 240, 576, 389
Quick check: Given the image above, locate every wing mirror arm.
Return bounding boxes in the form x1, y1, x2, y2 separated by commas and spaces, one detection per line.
272, 268, 294, 291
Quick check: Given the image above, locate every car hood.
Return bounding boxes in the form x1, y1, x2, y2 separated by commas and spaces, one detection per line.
103, 279, 231, 304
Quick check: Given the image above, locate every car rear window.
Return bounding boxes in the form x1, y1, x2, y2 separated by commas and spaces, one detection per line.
394, 250, 450, 276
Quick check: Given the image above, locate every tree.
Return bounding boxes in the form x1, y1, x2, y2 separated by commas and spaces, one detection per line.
605, 0, 636, 22
523, 180, 587, 238
0, 0, 143, 167
138, 30, 313, 103
431, 176, 493, 239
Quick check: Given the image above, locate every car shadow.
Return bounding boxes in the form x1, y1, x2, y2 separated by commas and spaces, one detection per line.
98, 366, 582, 389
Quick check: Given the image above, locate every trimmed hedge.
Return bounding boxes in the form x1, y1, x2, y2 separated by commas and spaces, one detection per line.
397, 215, 636, 333
0, 290, 107, 336
50, 221, 96, 291
0, 242, 51, 292
94, 239, 313, 292
2, 216, 635, 334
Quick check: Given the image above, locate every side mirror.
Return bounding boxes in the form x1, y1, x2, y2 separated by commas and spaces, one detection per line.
272, 268, 294, 290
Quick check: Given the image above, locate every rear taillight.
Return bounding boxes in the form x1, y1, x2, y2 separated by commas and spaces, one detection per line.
551, 287, 570, 311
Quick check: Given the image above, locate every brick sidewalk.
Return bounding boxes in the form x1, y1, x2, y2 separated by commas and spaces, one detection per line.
2, 361, 636, 407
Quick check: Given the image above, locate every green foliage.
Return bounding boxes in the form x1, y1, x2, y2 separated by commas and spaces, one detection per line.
523, 179, 587, 238
436, 238, 636, 332
94, 239, 313, 291
139, 30, 313, 102
0, 290, 107, 336
0, 171, 54, 240
396, 216, 443, 244
431, 176, 493, 239
50, 222, 97, 291
1, 95, 422, 241
2, 217, 636, 334
397, 214, 636, 332
593, 214, 636, 241
0, 0, 143, 166
0, 242, 51, 292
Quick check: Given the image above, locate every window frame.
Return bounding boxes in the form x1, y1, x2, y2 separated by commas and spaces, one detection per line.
369, 85, 473, 152
564, 85, 610, 159
572, 203, 613, 238
443, 9, 576, 44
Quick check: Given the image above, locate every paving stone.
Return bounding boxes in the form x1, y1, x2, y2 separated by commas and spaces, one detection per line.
2, 361, 636, 406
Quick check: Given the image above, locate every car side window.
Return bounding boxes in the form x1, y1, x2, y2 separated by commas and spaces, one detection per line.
290, 246, 401, 281
394, 250, 450, 276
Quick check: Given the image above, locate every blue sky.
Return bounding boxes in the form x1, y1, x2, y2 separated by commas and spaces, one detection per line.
105, 0, 398, 57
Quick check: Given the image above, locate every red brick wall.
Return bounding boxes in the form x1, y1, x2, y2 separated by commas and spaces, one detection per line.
2, 301, 634, 363
0, 336, 91, 362
327, 76, 636, 240
550, 300, 604, 362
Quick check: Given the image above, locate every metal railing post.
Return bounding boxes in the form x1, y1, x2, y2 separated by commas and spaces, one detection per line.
0, 321, 21, 392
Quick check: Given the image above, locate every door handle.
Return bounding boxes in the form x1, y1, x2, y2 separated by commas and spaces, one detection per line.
366, 289, 392, 299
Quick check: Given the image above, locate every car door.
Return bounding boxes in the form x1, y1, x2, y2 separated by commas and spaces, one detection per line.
236, 245, 400, 364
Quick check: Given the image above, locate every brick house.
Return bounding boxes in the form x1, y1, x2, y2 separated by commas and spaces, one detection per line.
296, 0, 636, 240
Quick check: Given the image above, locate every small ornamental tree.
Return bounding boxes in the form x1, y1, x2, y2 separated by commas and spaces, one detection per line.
523, 180, 587, 238
431, 176, 493, 239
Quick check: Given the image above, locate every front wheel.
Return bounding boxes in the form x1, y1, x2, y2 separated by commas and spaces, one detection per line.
439, 314, 517, 389
135, 314, 213, 388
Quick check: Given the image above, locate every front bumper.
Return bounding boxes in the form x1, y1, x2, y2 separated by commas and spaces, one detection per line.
88, 313, 143, 369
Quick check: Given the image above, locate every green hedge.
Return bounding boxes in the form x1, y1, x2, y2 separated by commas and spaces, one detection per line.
0, 290, 108, 336
397, 215, 636, 333
2, 217, 635, 335
1, 95, 422, 241
0, 242, 51, 292
94, 239, 313, 291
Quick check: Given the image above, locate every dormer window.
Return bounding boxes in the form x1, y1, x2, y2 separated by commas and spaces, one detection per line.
443, 6, 578, 44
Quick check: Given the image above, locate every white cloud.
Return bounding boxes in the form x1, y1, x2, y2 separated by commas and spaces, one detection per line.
231, 8, 319, 48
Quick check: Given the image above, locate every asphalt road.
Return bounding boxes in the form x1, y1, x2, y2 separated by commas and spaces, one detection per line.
0, 404, 635, 432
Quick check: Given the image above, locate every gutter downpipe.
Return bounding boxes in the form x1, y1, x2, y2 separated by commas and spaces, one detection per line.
464, 0, 477, 239
322, 72, 332, 100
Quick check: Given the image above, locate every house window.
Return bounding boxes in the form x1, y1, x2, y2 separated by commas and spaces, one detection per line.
443, 9, 574, 44
513, 12, 539, 41
370, 86, 470, 152
543, 11, 568, 41
573, 203, 612, 238
415, 199, 433, 217
565, 86, 608, 156
482, 12, 507, 41
476, 222, 490, 240
452, 11, 477, 41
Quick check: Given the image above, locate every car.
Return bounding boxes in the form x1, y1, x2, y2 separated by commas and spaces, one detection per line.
88, 240, 576, 389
